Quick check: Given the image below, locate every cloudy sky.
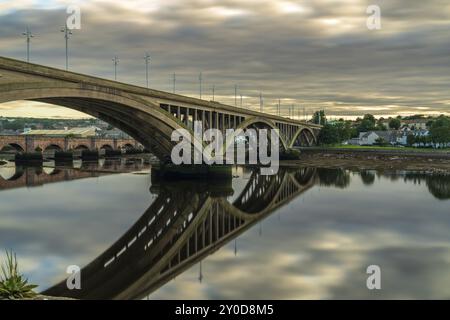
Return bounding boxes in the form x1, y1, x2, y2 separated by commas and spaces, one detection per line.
1, 0, 450, 119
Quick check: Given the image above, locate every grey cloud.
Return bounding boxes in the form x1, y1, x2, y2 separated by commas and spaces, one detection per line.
0, 0, 449, 117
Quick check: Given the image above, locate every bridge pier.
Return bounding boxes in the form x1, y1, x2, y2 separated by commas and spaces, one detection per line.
15, 152, 43, 165
151, 164, 232, 179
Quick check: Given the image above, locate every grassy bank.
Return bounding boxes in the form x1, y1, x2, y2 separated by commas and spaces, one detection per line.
308, 145, 450, 153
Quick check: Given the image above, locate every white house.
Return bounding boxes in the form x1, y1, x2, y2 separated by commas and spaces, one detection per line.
348, 131, 399, 146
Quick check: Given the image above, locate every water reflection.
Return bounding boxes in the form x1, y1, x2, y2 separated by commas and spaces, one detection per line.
0, 162, 450, 299
43, 168, 317, 299
0, 158, 150, 191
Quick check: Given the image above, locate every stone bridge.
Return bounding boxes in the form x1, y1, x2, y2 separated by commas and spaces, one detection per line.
0, 56, 321, 162
0, 134, 141, 153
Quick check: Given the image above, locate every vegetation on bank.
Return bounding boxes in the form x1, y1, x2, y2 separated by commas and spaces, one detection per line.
324, 145, 449, 152
312, 112, 450, 148
0, 250, 37, 300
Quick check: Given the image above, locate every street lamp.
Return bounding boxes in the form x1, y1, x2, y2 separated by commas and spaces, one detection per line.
22, 27, 34, 63
172, 73, 176, 94
60, 24, 73, 70
144, 52, 150, 88
260, 92, 263, 112
199, 72, 202, 99
112, 56, 119, 81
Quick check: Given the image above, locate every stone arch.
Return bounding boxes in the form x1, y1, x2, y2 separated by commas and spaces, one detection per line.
100, 144, 113, 151
121, 143, 135, 150
0, 85, 207, 162
43, 144, 63, 151
74, 144, 90, 150
0, 143, 25, 153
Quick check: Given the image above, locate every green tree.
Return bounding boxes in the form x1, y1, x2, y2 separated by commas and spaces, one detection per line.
430, 116, 450, 145
311, 110, 327, 125
318, 124, 339, 145
357, 114, 376, 133
389, 118, 401, 130
334, 120, 352, 142
375, 137, 388, 146
406, 134, 416, 146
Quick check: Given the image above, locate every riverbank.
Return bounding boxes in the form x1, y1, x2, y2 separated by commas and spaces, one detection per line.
284, 148, 450, 172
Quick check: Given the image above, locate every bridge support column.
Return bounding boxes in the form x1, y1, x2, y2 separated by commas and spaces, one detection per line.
25, 136, 34, 153
90, 137, 96, 151
151, 164, 232, 179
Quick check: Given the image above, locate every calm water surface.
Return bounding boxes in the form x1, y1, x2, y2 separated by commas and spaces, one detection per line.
0, 159, 450, 299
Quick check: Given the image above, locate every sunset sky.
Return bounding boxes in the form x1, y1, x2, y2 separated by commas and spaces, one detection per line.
0, 0, 449, 119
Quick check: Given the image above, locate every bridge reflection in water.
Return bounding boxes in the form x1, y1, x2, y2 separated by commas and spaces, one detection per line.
42, 167, 317, 299
0, 158, 150, 191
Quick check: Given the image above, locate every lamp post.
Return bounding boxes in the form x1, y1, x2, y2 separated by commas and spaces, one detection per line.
260, 92, 263, 112
172, 73, 176, 93
60, 24, 73, 70
22, 27, 34, 63
112, 56, 119, 81
144, 52, 150, 88
199, 72, 202, 99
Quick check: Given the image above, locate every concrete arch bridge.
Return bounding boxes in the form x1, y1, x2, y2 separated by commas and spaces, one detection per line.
0, 57, 321, 163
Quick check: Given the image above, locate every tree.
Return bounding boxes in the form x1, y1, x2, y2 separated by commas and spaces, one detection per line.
311, 110, 327, 125
406, 134, 416, 146
376, 122, 387, 131
375, 137, 388, 146
334, 120, 352, 142
317, 124, 339, 145
430, 116, 450, 145
357, 114, 376, 133
389, 118, 401, 130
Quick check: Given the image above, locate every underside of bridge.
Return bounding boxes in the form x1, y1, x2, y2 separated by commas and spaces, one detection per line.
0, 56, 321, 162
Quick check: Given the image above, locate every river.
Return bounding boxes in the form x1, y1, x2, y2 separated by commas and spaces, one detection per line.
0, 158, 449, 299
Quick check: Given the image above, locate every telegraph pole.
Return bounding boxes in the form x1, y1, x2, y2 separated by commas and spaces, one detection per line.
212, 84, 215, 101
144, 52, 150, 88
22, 27, 33, 63
240, 94, 243, 108
112, 56, 119, 81
278, 99, 281, 116
61, 24, 73, 70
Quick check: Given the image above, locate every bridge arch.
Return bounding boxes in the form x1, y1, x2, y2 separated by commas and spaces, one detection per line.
0, 143, 25, 153
120, 143, 135, 150
43, 143, 63, 152
74, 144, 90, 150
99, 144, 113, 151
0, 85, 207, 162
220, 117, 289, 158
291, 127, 317, 147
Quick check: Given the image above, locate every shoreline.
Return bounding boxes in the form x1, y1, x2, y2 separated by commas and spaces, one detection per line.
282, 148, 450, 172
